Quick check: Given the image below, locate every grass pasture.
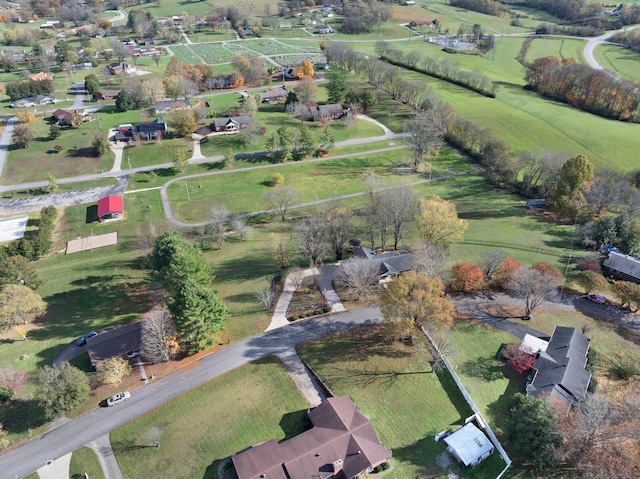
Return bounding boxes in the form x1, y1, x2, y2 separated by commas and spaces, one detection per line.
3, 117, 114, 184
69, 447, 106, 479
111, 356, 309, 479
594, 43, 640, 83
298, 325, 506, 479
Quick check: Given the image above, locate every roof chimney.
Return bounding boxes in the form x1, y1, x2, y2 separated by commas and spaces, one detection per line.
332, 459, 343, 473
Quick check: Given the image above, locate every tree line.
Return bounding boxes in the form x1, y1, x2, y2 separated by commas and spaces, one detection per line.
375, 42, 497, 98
0, 206, 57, 261
5, 79, 54, 101
449, 0, 507, 17
610, 28, 640, 54
526, 56, 640, 122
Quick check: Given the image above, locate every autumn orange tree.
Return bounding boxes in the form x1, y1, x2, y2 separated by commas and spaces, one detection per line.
576, 270, 608, 295
380, 271, 454, 333
450, 262, 485, 292
493, 256, 522, 289
293, 60, 315, 78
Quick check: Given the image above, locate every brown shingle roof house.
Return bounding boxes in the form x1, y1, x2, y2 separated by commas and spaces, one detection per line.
232, 396, 391, 479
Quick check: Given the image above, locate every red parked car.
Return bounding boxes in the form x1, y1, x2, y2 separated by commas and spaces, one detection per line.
586, 294, 606, 304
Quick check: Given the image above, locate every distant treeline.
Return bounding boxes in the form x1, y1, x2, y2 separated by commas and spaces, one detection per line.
449, 0, 507, 17
526, 0, 602, 21
526, 56, 640, 122
377, 44, 497, 98
610, 29, 640, 54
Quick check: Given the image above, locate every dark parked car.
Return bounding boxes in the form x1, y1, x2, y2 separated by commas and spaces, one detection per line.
76, 331, 97, 346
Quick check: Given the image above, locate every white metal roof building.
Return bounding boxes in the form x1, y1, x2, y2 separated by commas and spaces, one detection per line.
443, 423, 494, 467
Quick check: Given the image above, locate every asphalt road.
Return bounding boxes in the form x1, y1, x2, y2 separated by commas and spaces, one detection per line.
0, 307, 383, 479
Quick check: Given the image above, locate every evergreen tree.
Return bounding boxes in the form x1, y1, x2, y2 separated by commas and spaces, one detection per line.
326, 70, 348, 103
115, 90, 135, 112
169, 279, 230, 355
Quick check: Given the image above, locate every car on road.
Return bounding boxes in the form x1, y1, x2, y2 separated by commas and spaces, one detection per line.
586, 294, 606, 304
126, 350, 140, 359
106, 391, 130, 407
76, 331, 97, 346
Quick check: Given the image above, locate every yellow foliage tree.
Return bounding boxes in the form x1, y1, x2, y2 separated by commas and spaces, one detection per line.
380, 272, 454, 333
15, 108, 35, 124
293, 60, 315, 78
13, 325, 28, 341
418, 196, 468, 246
96, 357, 132, 385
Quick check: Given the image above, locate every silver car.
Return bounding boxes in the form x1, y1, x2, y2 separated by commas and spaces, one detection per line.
106, 391, 130, 407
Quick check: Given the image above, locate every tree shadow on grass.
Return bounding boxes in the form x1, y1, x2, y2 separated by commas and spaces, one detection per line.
213, 251, 274, 282
321, 364, 433, 390
392, 435, 460, 477
458, 356, 506, 383
434, 368, 475, 421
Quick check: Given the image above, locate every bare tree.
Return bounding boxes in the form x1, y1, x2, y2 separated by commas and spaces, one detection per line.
255, 283, 277, 313
383, 186, 418, 250
295, 216, 327, 267
404, 109, 441, 168
507, 266, 560, 317
335, 258, 380, 301
323, 205, 355, 260
287, 266, 306, 290
286, 101, 308, 124
140, 306, 176, 363
230, 216, 251, 241
263, 186, 299, 221
144, 426, 162, 448
208, 206, 229, 249
412, 241, 449, 280
559, 391, 640, 479
479, 249, 505, 280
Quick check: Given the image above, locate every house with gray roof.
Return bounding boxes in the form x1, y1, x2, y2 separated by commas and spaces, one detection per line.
213, 116, 251, 132
261, 86, 288, 103
525, 326, 591, 412
306, 103, 345, 121
153, 99, 192, 115
232, 396, 390, 479
603, 251, 640, 283
342, 247, 416, 281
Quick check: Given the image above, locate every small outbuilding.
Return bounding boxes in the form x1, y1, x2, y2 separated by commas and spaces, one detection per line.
97, 195, 123, 222
442, 422, 494, 467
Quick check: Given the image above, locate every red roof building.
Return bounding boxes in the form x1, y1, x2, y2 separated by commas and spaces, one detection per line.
97, 195, 123, 222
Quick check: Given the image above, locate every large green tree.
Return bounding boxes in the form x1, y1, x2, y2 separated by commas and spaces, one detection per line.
169, 279, 230, 355
0, 255, 42, 290
115, 90, 135, 112
37, 362, 90, 419
507, 393, 563, 469
549, 154, 593, 219
149, 231, 213, 291
0, 284, 47, 329
326, 70, 348, 103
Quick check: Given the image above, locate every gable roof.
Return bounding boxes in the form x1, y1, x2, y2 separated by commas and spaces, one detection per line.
261, 87, 288, 100
346, 247, 416, 278
603, 251, 640, 281
213, 116, 252, 128
232, 396, 390, 479
97, 195, 123, 218
526, 326, 591, 409
154, 99, 191, 112
86, 321, 141, 366
307, 103, 344, 119
135, 118, 166, 134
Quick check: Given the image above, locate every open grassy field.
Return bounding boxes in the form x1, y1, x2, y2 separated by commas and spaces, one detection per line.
298, 325, 506, 478
2, 117, 114, 184
111, 356, 309, 479
524, 37, 586, 63
594, 43, 640, 83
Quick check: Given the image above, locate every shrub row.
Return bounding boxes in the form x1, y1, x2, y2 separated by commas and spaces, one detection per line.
289, 304, 331, 321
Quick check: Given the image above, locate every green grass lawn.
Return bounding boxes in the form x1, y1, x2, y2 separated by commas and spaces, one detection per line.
594, 43, 640, 83
111, 356, 309, 479
298, 325, 506, 478
3, 117, 114, 184
125, 137, 193, 169
70, 447, 106, 479
524, 37, 586, 63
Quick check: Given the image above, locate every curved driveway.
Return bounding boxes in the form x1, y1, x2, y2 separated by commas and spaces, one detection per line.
0, 308, 383, 479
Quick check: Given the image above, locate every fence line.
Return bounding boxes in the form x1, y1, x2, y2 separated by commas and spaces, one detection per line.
458, 239, 561, 257
421, 326, 512, 479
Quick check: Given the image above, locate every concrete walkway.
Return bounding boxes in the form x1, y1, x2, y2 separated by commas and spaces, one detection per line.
317, 264, 346, 313
356, 113, 395, 136
0, 116, 17, 177
86, 434, 124, 479
276, 348, 327, 407
36, 453, 72, 479
108, 129, 126, 172
266, 267, 319, 331
191, 137, 204, 160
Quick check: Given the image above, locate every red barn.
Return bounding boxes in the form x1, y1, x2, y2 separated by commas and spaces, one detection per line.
97, 195, 123, 222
